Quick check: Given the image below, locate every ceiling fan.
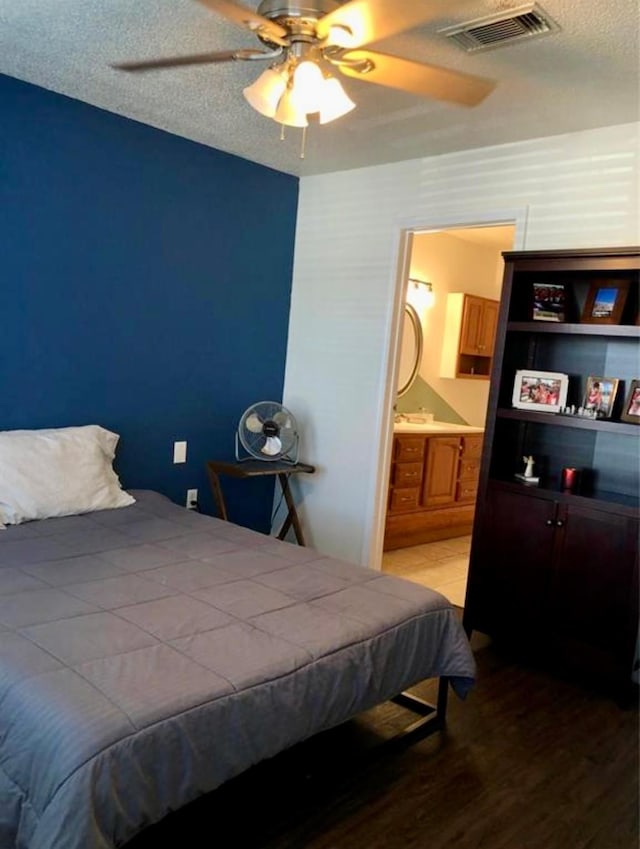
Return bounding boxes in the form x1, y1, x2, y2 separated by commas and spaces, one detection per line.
114, 0, 495, 131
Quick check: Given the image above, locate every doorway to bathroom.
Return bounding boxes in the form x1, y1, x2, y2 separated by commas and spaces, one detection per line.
381, 222, 516, 607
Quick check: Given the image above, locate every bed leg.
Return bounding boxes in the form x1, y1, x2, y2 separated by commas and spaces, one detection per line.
388, 676, 450, 746
436, 676, 449, 728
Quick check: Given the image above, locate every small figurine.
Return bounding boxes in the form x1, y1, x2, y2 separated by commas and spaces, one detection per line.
523, 455, 535, 478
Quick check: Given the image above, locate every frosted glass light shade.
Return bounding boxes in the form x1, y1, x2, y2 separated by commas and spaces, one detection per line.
274, 88, 309, 127
243, 68, 287, 118
319, 77, 356, 124
291, 60, 325, 113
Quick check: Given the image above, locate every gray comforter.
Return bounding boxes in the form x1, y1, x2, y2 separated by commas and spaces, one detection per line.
0, 491, 475, 849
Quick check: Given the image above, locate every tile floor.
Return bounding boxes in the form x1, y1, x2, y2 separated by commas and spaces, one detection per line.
381, 535, 471, 608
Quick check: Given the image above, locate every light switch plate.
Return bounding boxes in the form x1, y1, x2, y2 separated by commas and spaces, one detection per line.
173, 441, 187, 463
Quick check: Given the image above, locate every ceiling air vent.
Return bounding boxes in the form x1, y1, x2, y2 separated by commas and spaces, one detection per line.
439, 3, 560, 52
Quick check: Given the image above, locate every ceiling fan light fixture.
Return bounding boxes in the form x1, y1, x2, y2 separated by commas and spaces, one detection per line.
114, 0, 503, 154
318, 76, 356, 124
242, 67, 287, 118
274, 86, 309, 127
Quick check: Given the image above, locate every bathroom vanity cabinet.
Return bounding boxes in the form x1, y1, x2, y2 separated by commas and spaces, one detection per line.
384, 429, 484, 549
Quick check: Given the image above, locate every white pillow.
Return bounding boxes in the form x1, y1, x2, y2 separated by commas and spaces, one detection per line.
0, 425, 135, 525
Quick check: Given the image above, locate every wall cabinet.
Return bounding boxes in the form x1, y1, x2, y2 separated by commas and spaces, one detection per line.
440, 293, 499, 380
384, 431, 483, 549
463, 246, 640, 696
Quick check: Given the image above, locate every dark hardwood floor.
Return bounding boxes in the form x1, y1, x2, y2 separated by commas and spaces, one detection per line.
127, 633, 638, 849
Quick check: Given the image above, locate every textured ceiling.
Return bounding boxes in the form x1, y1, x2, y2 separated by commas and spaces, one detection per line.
1, 0, 638, 177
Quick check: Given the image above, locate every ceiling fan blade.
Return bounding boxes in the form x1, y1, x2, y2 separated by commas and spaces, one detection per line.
317, 0, 449, 49
338, 50, 496, 106
195, 0, 288, 42
113, 49, 259, 71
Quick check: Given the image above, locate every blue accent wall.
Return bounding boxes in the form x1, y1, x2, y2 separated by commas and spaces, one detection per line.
1, 75, 299, 532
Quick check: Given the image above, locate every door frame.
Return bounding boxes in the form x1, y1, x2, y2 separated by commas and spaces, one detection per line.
364, 207, 529, 570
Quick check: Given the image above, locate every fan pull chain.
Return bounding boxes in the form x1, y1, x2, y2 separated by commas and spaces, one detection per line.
278, 124, 307, 159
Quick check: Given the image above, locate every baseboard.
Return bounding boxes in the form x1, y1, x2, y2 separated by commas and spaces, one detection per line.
384, 515, 474, 550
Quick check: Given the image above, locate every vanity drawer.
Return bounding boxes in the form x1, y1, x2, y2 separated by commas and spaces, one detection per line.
389, 487, 421, 513
393, 462, 423, 488
461, 435, 484, 458
458, 459, 481, 481
456, 480, 479, 503
394, 437, 425, 463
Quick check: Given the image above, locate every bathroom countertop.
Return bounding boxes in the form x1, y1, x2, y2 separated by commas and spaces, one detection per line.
393, 421, 485, 435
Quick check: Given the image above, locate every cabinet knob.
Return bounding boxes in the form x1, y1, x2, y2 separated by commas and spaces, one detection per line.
545, 519, 554, 526
556, 519, 564, 527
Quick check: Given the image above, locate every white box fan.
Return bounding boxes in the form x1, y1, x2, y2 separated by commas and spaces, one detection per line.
236, 401, 299, 464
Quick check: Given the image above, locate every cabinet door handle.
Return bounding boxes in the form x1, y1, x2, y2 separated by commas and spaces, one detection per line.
545, 519, 554, 526
556, 519, 564, 527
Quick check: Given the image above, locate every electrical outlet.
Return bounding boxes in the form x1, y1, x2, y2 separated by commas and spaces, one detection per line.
186, 488, 198, 510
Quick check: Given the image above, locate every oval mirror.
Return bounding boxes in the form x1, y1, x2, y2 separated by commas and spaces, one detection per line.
397, 303, 423, 397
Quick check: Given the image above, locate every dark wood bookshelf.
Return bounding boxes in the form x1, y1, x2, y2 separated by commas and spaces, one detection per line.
465, 246, 640, 698
507, 321, 640, 337
496, 407, 640, 435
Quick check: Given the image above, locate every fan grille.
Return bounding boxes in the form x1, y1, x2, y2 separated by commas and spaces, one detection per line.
238, 402, 298, 462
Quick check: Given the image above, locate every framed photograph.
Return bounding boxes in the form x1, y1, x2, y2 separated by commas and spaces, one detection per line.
532, 282, 566, 322
620, 379, 640, 424
582, 375, 619, 419
580, 279, 629, 325
512, 370, 569, 413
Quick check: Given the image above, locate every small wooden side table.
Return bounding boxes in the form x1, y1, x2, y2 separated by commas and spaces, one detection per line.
205, 459, 315, 546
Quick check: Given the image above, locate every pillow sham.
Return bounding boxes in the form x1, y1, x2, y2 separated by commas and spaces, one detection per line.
0, 425, 135, 525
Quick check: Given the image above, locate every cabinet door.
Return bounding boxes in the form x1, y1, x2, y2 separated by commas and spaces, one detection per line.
465, 486, 556, 635
422, 437, 460, 506
477, 299, 499, 356
459, 296, 484, 355
550, 503, 639, 668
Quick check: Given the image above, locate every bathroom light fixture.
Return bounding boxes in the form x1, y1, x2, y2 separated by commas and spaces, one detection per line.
408, 278, 435, 310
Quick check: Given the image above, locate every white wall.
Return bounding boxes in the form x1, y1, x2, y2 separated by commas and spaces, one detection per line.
283, 123, 640, 567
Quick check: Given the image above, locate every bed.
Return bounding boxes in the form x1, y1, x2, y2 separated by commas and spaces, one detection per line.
0, 428, 475, 849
